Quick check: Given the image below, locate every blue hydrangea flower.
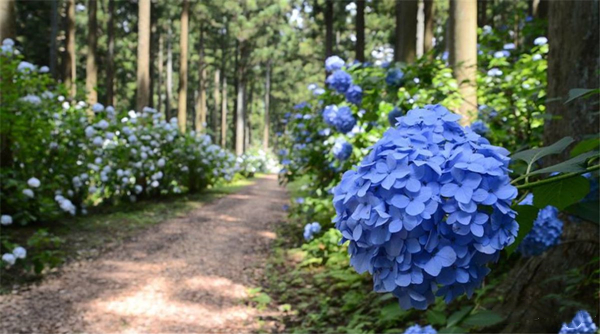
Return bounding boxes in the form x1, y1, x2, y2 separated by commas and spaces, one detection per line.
388, 108, 403, 127
488, 68, 503, 76
345, 85, 363, 105
326, 70, 353, 93
333, 138, 353, 161
325, 55, 345, 72
294, 101, 310, 110
323, 105, 339, 127
386, 68, 405, 87
304, 222, 322, 240
334, 106, 357, 134
517, 194, 563, 257
470, 120, 490, 135
296, 197, 305, 204
534, 36, 548, 46
332, 104, 518, 310
559, 310, 598, 334
404, 324, 437, 334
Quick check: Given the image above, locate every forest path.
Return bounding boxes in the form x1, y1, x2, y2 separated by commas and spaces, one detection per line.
0, 174, 287, 333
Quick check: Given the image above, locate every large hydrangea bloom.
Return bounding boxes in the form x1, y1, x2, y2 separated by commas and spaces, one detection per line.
333, 138, 353, 161
345, 85, 363, 105
517, 194, 563, 257
404, 324, 437, 334
332, 105, 518, 310
559, 310, 598, 334
325, 55, 345, 72
326, 70, 353, 93
322, 105, 357, 134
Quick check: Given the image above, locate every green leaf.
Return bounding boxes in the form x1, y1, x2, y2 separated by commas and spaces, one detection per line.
564, 201, 600, 224
529, 151, 599, 176
566, 88, 599, 104
511, 137, 574, 166
570, 136, 600, 158
532, 176, 590, 210
427, 309, 448, 326
380, 302, 405, 321
438, 326, 468, 333
447, 306, 473, 328
462, 310, 504, 327
506, 205, 539, 255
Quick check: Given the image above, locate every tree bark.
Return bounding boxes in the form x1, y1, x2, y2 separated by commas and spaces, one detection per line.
244, 79, 253, 151
394, 0, 418, 63
423, 0, 435, 56
195, 27, 207, 134
263, 61, 271, 150
355, 0, 365, 63
449, 0, 477, 124
157, 31, 163, 115
166, 23, 173, 119
86, 0, 98, 110
325, 0, 333, 58
235, 43, 247, 156
477, 0, 487, 27
65, 0, 76, 98
221, 77, 228, 148
136, 0, 151, 111
50, 0, 59, 79
106, 0, 115, 106
177, 0, 189, 132
212, 68, 220, 142
149, 12, 157, 108
0, 0, 15, 41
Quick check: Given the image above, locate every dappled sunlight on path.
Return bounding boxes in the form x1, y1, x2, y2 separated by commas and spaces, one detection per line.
0, 175, 287, 333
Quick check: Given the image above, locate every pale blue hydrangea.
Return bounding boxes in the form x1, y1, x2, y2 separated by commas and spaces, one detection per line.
518, 194, 563, 257
332, 104, 518, 310
404, 324, 437, 334
534, 36, 548, 46
304, 222, 322, 240
325, 55, 345, 72
333, 138, 353, 161
559, 310, 598, 334
326, 70, 353, 93
488, 68, 503, 76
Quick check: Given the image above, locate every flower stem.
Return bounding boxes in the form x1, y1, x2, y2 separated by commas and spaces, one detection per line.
516, 164, 600, 190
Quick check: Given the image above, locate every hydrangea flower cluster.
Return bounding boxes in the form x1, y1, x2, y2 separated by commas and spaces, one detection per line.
559, 310, 598, 334
322, 105, 356, 134
345, 85, 363, 105
517, 194, 563, 257
404, 324, 437, 334
332, 138, 353, 161
325, 55, 345, 72
386, 68, 405, 87
304, 222, 322, 241
2, 246, 27, 266
332, 104, 518, 309
326, 70, 353, 93
470, 120, 490, 136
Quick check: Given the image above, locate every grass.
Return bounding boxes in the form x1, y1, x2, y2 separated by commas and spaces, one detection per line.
1, 176, 256, 292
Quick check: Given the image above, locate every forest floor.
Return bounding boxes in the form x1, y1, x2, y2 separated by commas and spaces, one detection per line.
0, 174, 288, 333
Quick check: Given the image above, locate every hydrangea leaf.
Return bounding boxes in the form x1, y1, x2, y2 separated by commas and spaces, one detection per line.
532, 175, 590, 210
511, 136, 574, 167
462, 310, 504, 327
570, 135, 600, 158
528, 151, 599, 176
446, 306, 473, 328
564, 201, 600, 224
565, 88, 599, 104
427, 309, 447, 326
505, 205, 539, 255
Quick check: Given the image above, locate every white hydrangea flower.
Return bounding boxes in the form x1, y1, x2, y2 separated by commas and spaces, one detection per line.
1, 215, 13, 225
93, 136, 103, 146
27, 177, 41, 188
134, 185, 143, 194
85, 126, 96, 138
20, 94, 42, 105
151, 180, 159, 188
12, 247, 26, 259
39, 66, 50, 73
17, 61, 36, 72
2, 253, 16, 266
22, 188, 34, 198
157, 158, 165, 167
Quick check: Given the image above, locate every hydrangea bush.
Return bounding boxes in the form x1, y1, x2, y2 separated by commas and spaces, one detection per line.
332, 105, 518, 309
517, 194, 563, 257
559, 310, 598, 334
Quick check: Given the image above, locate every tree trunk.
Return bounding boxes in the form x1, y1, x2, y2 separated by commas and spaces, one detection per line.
212, 67, 220, 142
0, 0, 15, 42
195, 26, 207, 134
106, 0, 115, 106
477, 0, 487, 27
177, 0, 189, 132
221, 77, 228, 148
166, 23, 173, 119
325, 0, 333, 58
394, 0, 418, 63
65, 0, 76, 98
233, 40, 239, 150
355, 0, 365, 63
149, 12, 157, 108
136, 0, 151, 111
86, 0, 98, 110
449, 0, 477, 124
446, 1, 454, 65
423, 0, 435, 56
235, 44, 247, 156
50, 0, 59, 79
244, 79, 252, 151
263, 61, 271, 150
157, 31, 163, 115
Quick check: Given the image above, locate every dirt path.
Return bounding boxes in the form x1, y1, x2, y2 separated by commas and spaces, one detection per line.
0, 174, 287, 333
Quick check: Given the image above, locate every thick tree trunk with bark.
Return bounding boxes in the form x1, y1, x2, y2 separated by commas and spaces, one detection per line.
86, 0, 98, 110
136, 0, 151, 111
235, 43, 248, 156
195, 27, 207, 134
491, 2, 599, 332
106, 0, 115, 106
157, 32, 163, 115
394, 0, 418, 63
65, 0, 76, 98
212, 67, 220, 142
355, 0, 365, 63
477, 0, 487, 27
221, 78, 228, 148
166, 23, 174, 119
423, 0, 435, 56
50, 0, 59, 78
449, 0, 477, 124
263, 62, 271, 150
177, 0, 189, 132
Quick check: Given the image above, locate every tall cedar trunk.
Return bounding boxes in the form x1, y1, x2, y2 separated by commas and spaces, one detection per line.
423, 0, 435, 56
149, 13, 157, 108
355, 0, 365, 62
85, 0, 98, 110
263, 61, 271, 150
136, 0, 151, 111
0, 0, 15, 41
449, 0, 477, 124
325, 0, 333, 59
394, 0, 418, 63
166, 23, 173, 119
177, 0, 189, 132
533, 0, 548, 19
50, 0, 59, 78
65, 0, 76, 98
235, 43, 247, 156
157, 32, 163, 115
233, 40, 239, 150
416, 0, 424, 58
491, 4, 599, 331
106, 0, 115, 106
195, 27, 207, 134
212, 68, 220, 142
446, 0, 455, 66
477, 0, 487, 27
221, 77, 228, 148
244, 79, 253, 151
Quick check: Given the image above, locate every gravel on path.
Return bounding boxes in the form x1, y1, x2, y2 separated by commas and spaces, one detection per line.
0, 174, 288, 333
